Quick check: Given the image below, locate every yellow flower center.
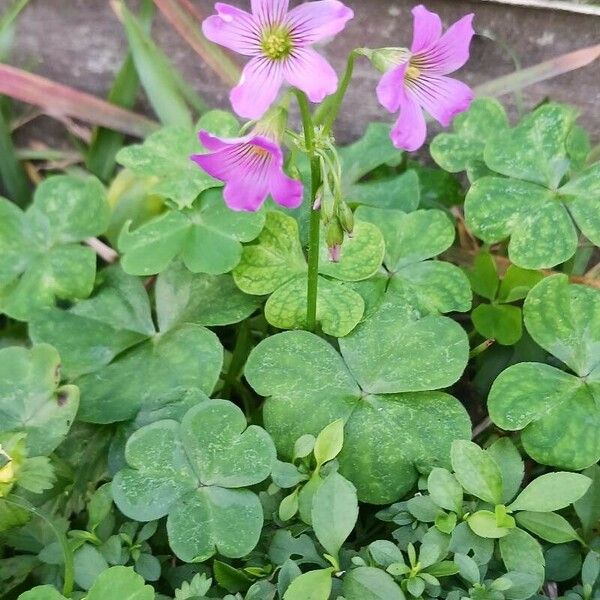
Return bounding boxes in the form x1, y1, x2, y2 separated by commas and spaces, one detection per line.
261, 28, 293, 60
251, 145, 270, 159
406, 64, 421, 81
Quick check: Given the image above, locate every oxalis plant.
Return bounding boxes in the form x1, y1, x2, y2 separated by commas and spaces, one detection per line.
0, 0, 600, 599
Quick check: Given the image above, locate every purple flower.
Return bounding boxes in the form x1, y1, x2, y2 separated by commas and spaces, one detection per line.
377, 5, 475, 151
191, 131, 304, 212
203, 0, 354, 119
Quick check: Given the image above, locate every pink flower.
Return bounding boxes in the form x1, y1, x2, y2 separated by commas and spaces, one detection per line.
191, 131, 304, 212
203, 0, 354, 119
377, 5, 475, 151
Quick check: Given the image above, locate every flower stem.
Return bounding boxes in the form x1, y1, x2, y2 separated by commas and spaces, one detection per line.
295, 89, 322, 332
317, 50, 357, 135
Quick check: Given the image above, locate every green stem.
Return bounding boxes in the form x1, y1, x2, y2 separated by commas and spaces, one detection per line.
3, 496, 74, 596
295, 90, 322, 332
319, 51, 357, 135
469, 339, 495, 359
222, 320, 252, 399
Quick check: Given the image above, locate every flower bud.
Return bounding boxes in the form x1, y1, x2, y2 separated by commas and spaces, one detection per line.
359, 47, 410, 73
337, 202, 354, 235
326, 220, 344, 263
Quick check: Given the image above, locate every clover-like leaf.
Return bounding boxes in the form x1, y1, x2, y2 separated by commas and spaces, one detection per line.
30, 266, 224, 423
116, 110, 239, 209
112, 400, 276, 562
119, 188, 265, 276
234, 211, 383, 337
356, 207, 471, 315
489, 275, 600, 469
0, 345, 79, 456
465, 104, 598, 270
0, 175, 109, 321
245, 298, 470, 504
484, 103, 575, 189
430, 98, 509, 178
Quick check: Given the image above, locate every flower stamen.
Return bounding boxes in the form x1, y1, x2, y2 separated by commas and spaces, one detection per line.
261, 27, 293, 60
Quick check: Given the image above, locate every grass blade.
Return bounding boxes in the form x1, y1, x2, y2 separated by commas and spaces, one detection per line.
86, 0, 154, 181
0, 0, 30, 59
154, 0, 240, 87
0, 106, 31, 205
474, 43, 600, 97
112, 0, 207, 127
0, 63, 158, 137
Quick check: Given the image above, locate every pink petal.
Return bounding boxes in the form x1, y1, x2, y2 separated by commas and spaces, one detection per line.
191, 150, 234, 181
390, 93, 427, 152
410, 5, 442, 53
286, 0, 354, 46
376, 63, 407, 113
198, 131, 252, 151
251, 0, 289, 25
202, 3, 261, 56
408, 74, 474, 127
283, 48, 338, 103
270, 171, 304, 208
419, 13, 475, 74
230, 57, 284, 119
224, 179, 269, 211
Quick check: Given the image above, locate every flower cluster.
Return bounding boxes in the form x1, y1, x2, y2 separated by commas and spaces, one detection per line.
192, 0, 475, 212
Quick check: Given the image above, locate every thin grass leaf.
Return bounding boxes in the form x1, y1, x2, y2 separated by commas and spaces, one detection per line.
154, 0, 240, 87
474, 43, 600, 98
86, 0, 154, 181
112, 0, 206, 127
0, 0, 30, 60
0, 105, 31, 206
0, 63, 158, 137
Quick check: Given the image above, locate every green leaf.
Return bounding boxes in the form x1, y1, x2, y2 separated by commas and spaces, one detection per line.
486, 438, 524, 504
338, 298, 469, 394
119, 189, 265, 275
465, 177, 578, 269
450, 440, 503, 504
112, 400, 275, 562
497, 266, 544, 304
29, 267, 154, 378
368, 541, 404, 568
313, 419, 345, 469
0, 175, 109, 320
86, 565, 154, 600
155, 261, 260, 330
17, 586, 66, 600
427, 468, 463, 513
74, 544, 109, 591
466, 252, 499, 302
245, 324, 470, 504
467, 511, 511, 539
498, 529, 544, 589
116, 110, 239, 209
524, 274, 600, 377
574, 465, 600, 537
484, 103, 576, 189
283, 568, 332, 600
508, 472, 591, 512
582, 551, 600, 588
472, 304, 522, 346
561, 163, 600, 246
346, 170, 420, 212
454, 552, 481, 585
339, 122, 399, 183
343, 567, 404, 600
356, 207, 471, 315
265, 273, 365, 338
318, 220, 385, 282
0, 345, 78, 456
311, 472, 358, 557
430, 98, 509, 176
515, 511, 581, 543
449, 522, 494, 565
489, 362, 600, 470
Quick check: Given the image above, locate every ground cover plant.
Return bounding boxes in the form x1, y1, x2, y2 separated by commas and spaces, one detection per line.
0, 0, 599, 598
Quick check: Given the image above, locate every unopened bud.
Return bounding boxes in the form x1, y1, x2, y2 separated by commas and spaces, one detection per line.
337, 202, 354, 235
313, 187, 323, 210
326, 220, 344, 263
359, 47, 410, 73
321, 189, 336, 224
